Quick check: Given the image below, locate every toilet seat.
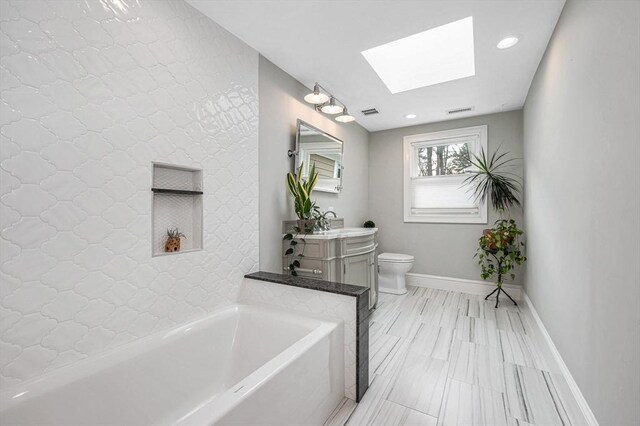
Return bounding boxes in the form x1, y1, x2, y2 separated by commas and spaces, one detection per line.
378, 253, 414, 263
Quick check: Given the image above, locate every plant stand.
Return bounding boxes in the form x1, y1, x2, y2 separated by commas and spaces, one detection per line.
484, 285, 517, 308
484, 253, 518, 308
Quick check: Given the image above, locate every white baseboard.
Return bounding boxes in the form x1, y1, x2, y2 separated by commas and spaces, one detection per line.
379, 287, 407, 295
521, 292, 599, 426
405, 272, 522, 300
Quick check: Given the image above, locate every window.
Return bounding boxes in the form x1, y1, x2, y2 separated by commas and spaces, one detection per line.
403, 125, 487, 223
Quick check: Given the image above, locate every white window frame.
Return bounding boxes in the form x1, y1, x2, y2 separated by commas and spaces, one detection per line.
403, 125, 488, 224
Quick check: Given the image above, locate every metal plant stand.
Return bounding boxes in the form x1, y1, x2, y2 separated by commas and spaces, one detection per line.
484, 251, 518, 308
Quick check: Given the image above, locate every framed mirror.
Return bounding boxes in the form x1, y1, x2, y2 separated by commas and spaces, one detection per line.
293, 120, 344, 193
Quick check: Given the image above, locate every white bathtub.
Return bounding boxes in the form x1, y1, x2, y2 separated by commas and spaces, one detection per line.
0, 304, 345, 426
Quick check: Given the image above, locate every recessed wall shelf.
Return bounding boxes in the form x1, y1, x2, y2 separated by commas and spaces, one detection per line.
151, 163, 203, 257
151, 188, 204, 195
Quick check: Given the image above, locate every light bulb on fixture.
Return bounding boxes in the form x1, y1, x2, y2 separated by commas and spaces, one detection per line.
321, 97, 343, 115
304, 83, 330, 104
336, 107, 355, 123
497, 36, 519, 49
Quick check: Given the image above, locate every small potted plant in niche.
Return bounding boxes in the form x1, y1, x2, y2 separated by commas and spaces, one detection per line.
463, 148, 526, 307
165, 227, 186, 252
284, 162, 319, 275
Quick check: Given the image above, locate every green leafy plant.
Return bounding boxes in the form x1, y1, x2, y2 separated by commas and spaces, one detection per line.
286, 162, 319, 220
462, 148, 527, 306
363, 220, 376, 228
475, 219, 526, 283
283, 163, 319, 275
283, 226, 308, 276
463, 147, 521, 212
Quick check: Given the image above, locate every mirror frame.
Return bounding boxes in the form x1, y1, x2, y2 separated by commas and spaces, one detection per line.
293, 119, 344, 194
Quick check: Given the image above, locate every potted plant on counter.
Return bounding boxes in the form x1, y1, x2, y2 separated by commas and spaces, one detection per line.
463, 148, 526, 307
284, 162, 319, 275
286, 161, 319, 233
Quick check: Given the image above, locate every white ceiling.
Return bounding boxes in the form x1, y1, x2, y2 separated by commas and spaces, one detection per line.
186, 0, 565, 132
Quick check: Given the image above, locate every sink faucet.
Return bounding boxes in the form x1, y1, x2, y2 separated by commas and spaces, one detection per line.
313, 209, 337, 231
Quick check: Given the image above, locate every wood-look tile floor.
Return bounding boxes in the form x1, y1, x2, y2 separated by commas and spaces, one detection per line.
324, 286, 582, 426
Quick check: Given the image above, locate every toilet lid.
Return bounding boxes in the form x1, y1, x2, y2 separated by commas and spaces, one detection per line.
378, 252, 414, 263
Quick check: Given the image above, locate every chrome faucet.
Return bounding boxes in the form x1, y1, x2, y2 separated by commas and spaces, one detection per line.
313, 209, 337, 231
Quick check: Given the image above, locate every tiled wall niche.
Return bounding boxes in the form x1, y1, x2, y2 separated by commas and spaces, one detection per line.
0, 0, 259, 388
151, 163, 203, 256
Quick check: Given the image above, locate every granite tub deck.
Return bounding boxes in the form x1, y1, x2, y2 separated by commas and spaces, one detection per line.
242, 272, 370, 402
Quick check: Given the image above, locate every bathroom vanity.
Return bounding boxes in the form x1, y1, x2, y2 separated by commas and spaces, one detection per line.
282, 222, 379, 309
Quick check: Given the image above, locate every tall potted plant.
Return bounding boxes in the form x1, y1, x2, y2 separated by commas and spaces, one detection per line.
284, 162, 319, 276
286, 162, 319, 232
463, 148, 526, 307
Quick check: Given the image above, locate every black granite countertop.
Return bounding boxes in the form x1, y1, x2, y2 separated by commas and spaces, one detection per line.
245, 271, 369, 298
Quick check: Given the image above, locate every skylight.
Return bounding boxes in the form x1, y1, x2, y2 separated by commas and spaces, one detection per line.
361, 17, 475, 94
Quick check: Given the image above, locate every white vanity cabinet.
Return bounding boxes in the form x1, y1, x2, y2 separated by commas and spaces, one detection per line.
282, 225, 379, 309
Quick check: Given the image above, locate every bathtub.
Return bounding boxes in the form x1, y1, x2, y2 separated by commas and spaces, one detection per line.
0, 304, 345, 426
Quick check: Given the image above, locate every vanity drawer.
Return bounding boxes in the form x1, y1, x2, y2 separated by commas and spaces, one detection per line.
340, 234, 376, 257
282, 238, 336, 259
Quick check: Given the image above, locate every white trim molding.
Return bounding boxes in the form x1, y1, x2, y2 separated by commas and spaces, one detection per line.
521, 292, 599, 426
406, 272, 522, 300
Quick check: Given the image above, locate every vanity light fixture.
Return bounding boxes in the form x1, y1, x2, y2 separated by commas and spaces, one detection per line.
320, 96, 344, 115
304, 83, 330, 104
497, 36, 519, 49
336, 108, 355, 123
304, 82, 355, 123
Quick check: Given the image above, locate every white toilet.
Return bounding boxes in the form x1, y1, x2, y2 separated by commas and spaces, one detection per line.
378, 252, 414, 295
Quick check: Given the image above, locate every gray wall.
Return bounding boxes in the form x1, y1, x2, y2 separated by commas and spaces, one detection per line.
258, 56, 370, 273
523, 1, 640, 424
368, 111, 524, 281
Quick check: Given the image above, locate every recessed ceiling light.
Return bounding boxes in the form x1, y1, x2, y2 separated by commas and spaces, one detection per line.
405, 114, 417, 119
497, 36, 519, 49
361, 17, 475, 94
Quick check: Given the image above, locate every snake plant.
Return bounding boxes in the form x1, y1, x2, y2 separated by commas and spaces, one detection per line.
286, 162, 319, 220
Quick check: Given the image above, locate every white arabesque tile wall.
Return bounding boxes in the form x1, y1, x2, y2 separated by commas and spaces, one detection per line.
0, 0, 259, 388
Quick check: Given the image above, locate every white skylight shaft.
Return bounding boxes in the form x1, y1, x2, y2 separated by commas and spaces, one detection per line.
362, 16, 475, 94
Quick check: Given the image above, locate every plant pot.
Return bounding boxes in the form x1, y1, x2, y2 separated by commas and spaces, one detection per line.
165, 237, 181, 252
482, 229, 497, 251
482, 228, 514, 251
296, 219, 316, 233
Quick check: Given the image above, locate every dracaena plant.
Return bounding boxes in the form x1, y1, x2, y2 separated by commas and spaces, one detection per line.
463, 147, 521, 213
286, 162, 319, 220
